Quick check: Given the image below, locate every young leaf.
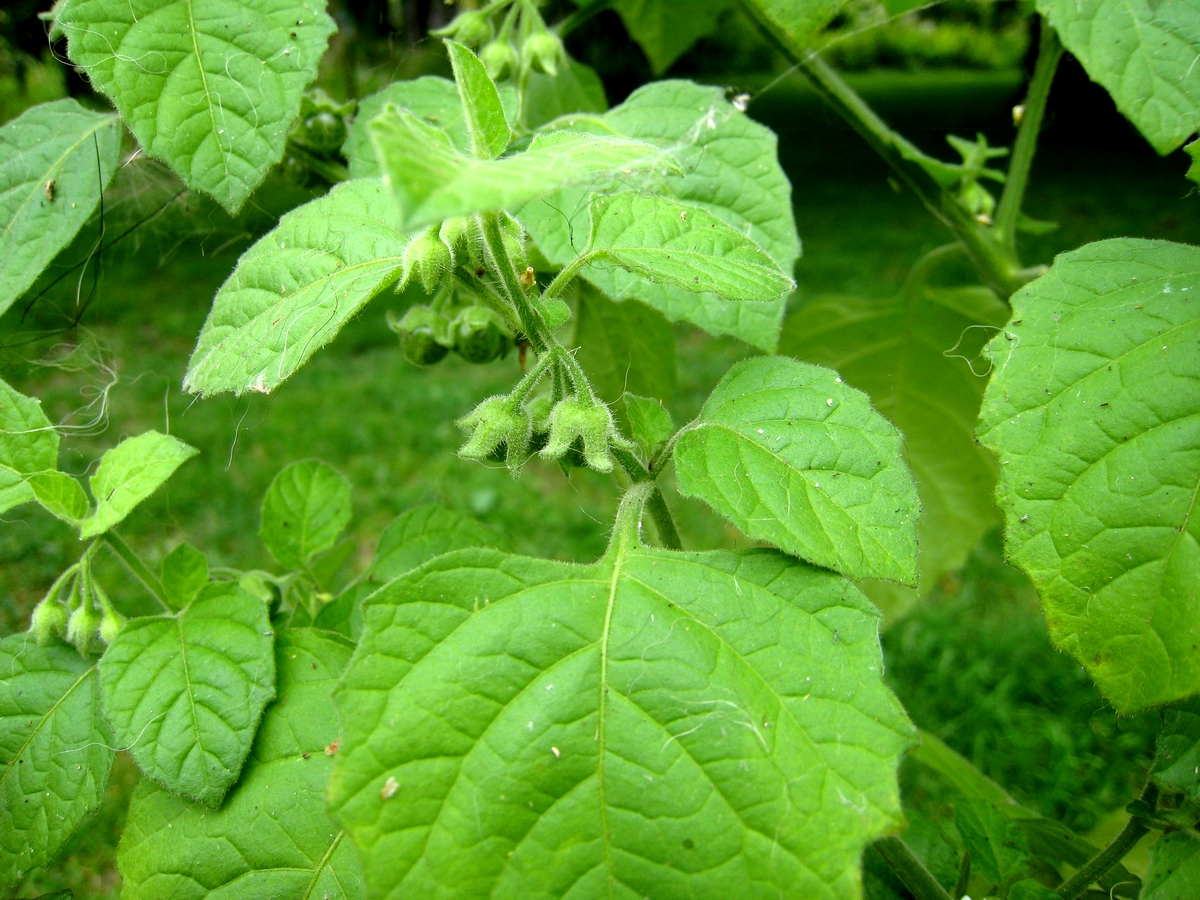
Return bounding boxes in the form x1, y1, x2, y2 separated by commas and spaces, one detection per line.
623, 392, 675, 459
0, 466, 33, 516
184, 179, 406, 397
0, 99, 121, 317
116, 629, 361, 899
612, 0, 731, 74
582, 192, 794, 301
329, 537, 914, 896
1037, 0, 1200, 154
0, 376, 59, 513
260, 460, 352, 571
29, 470, 90, 525
781, 282, 1010, 594
1152, 699, 1200, 800
344, 77, 470, 178
161, 542, 209, 609
0, 635, 114, 887
445, 40, 511, 159
574, 284, 677, 404
1142, 832, 1200, 900
370, 108, 679, 231
79, 431, 198, 539
954, 799, 1030, 886
977, 238, 1200, 713
675, 356, 921, 584
58, 0, 335, 213
97, 582, 276, 807
519, 81, 799, 349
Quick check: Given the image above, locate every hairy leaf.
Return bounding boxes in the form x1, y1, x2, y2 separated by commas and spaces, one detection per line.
583, 192, 793, 301
29, 470, 90, 524
0, 376, 59, 513
675, 356, 920, 584
58, 0, 335, 212
955, 799, 1029, 886
612, 0, 731, 74
260, 459, 352, 571
977, 238, 1200, 713
344, 77, 469, 179
117, 629, 361, 899
329, 524, 914, 898
446, 40, 510, 159
97, 582, 275, 806
0, 99, 120, 316
0, 635, 113, 887
161, 542, 209, 609
520, 80, 799, 349
1037, 0, 1200, 154
1153, 699, 1200, 800
574, 283, 676, 404
80, 430, 198, 539
523, 56, 607, 131
624, 392, 675, 458
371, 110, 679, 231
184, 179, 406, 397
781, 282, 1009, 592
1142, 831, 1200, 900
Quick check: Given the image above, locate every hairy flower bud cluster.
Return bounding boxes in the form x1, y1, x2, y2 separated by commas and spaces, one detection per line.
457, 396, 532, 469
402, 226, 455, 293
521, 31, 564, 77
540, 396, 631, 474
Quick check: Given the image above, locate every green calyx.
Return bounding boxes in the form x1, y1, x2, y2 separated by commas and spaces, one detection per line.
540, 396, 631, 474
452, 306, 511, 364
65, 600, 100, 656
290, 89, 355, 156
457, 395, 532, 470
389, 305, 452, 366
434, 10, 493, 47
480, 40, 517, 80
521, 31, 563, 76
402, 226, 455, 293
30, 596, 68, 643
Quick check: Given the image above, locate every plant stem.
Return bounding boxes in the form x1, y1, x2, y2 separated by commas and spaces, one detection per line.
102, 531, 172, 612
993, 23, 1063, 248
478, 212, 552, 351
1055, 783, 1159, 900
645, 485, 682, 550
874, 837, 954, 900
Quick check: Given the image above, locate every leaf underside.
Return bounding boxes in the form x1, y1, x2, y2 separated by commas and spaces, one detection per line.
977, 238, 1200, 713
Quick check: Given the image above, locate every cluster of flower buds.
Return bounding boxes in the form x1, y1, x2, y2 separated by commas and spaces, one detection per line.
30, 559, 124, 654
434, 3, 565, 82
389, 302, 512, 367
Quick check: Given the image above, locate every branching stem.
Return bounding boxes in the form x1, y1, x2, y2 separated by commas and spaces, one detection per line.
1055, 783, 1159, 900
102, 531, 172, 612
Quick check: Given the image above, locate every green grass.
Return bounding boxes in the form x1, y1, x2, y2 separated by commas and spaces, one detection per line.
3, 70, 1198, 897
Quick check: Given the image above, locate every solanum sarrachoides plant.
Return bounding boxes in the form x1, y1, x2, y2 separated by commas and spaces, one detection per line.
1, 0, 1199, 897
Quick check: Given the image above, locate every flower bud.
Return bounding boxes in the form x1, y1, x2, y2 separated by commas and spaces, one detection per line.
100, 609, 126, 645
457, 396, 532, 469
436, 10, 493, 47
480, 40, 517, 80
30, 600, 67, 643
66, 602, 100, 654
391, 305, 452, 366
403, 226, 454, 293
521, 31, 563, 76
527, 394, 555, 433
452, 306, 510, 364
540, 397, 623, 473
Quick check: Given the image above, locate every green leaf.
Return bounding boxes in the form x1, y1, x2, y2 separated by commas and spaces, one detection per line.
117, 629, 361, 899
29, 470, 90, 525
741, 0, 853, 54
612, 0, 731, 74
954, 799, 1029, 886
365, 503, 502, 584
574, 283, 677, 404
519, 80, 799, 350
328, 515, 915, 897
79, 431, 198, 539
1152, 698, 1200, 800
675, 356, 921, 584
623, 392, 675, 459
582, 192, 794, 301
0, 635, 114, 888
260, 460, 352, 571
161, 542, 209, 609
97, 582, 276, 807
446, 40, 511, 159
0, 99, 120, 317
371, 109, 679, 232
344, 77, 469, 179
780, 282, 1010, 592
1187, 139, 1200, 185
1036, 0, 1200, 154
976, 238, 1200, 713
184, 178, 406, 397
312, 582, 374, 642
1142, 831, 1200, 900
58, 0, 335, 212
0, 466, 34, 516
0, 376, 59, 513
1009, 880, 1060, 900
522, 55, 607, 131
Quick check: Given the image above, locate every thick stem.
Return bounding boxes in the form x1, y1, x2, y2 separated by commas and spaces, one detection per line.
645, 486, 683, 550
1055, 783, 1158, 900
102, 531, 172, 612
993, 23, 1063, 248
874, 837, 954, 900
478, 212, 552, 350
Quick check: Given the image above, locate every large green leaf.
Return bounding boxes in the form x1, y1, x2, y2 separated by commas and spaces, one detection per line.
675, 356, 921, 584
329, 490, 914, 899
1142, 832, 1200, 900
741, 0, 853, 54
1037, 0, 1200, 155
184, 178, 406, 397
344, 77, 469, 179
780, 282, 1009, 592
58, 0, 335, 212
79, 430, 198, 539
0, 376, 59, 514
522, 56, 607, 131
612, 0, 731, 74
1152, 698, 1200, 800
0, 635, 114, 888
370, 109, 679, 232
97, 582, 276, 807
446, 40, 511, 159
977, 238, 1200, 713
260, 459, 352, 571
519, 80, 799, 350
574, 283, 677, 404
0, 99, 120, 316
116, 629, 362, 899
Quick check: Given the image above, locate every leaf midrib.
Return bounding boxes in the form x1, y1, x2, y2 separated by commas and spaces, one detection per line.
0, 663, 96, 792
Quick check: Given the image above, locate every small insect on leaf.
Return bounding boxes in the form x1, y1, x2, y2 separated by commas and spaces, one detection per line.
45, 179, 55, 201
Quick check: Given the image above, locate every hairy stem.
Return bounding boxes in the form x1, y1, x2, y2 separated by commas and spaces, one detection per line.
994, 22, 1063, 247
478, 212, 552, 350
1056, 783, 1159, 900
102, 531, 172, 612
645, 486, 683, 550
874, 837, 954, 900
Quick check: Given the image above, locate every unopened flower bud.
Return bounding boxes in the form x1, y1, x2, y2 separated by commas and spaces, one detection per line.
402, 226, 454, 293
30, 600, 67, 643
480, 40, 517, 80
66, 602, 100, 654
452, 306, 510, 364
390, 305, 452, 366
100, 610, 126, 645
457, 396, 532, 469
521, 31, 563, 76
541, 397, 627, 473
436, 11, 492, 47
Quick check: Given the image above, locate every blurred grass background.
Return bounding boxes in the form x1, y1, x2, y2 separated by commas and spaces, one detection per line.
2, 0, 1199, 895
